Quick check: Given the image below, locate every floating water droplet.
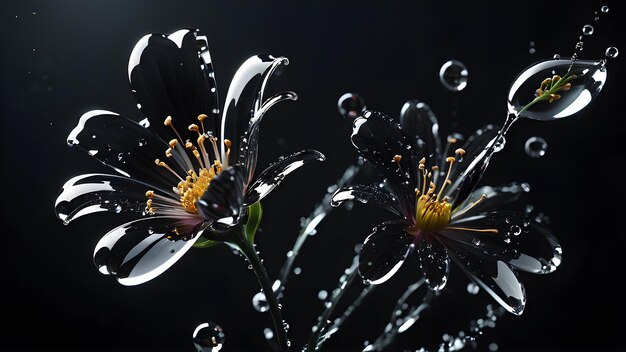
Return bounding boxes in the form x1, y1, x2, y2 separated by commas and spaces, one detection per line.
117, 153, 124, 161
252, 292, 269, 312
114, 204, 122, 213
508, 58, 607, 120
337, 92, 366, 118
524, 136, 548, 158
439, 60, 469, 92
605, 46, 619, 59
472, 238, 482, 247
192, 322, 225, 352
601, 5, 609, 13
467, 282, 480, 295
318, 290, 328, 300
138, 138, 147, 146
510, 225, 522, 236
489, 342, 499, 351
263, 328, 274, 340
293, 267, 302, 275
582, 24, 594, 36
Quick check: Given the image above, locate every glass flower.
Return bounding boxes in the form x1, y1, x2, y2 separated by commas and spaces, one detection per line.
331, 100, 561, 315
55, 29, 324, 286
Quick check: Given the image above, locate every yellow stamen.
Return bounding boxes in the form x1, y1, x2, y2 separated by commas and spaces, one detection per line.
164, 116, 185, 145
454, 194, 487, 217
155, 159, 184, 181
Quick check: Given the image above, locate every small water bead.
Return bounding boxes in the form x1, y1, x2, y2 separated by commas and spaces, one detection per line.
510, 225, 522, 236
192, 322, 225, 352
582, 25, 594, 36
467, 282, 480, 295
524, 136, 548, 158
601, 5, 609, 13
489, 343, 499, 352
293, 267, 302, 275
605, 47, 619, 59
553, 54, 560, 60
252, 292, 269, 313
337, 92, 366, 118
263, 328, 274, 340
138, 138, 147, 146
493, 135, 506, 152
439, 60, 469, 92
318, 290, 328, 300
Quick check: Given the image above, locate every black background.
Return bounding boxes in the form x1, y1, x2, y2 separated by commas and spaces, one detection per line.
1, 1, 624, 351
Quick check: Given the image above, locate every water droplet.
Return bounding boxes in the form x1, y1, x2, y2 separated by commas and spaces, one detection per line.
439, 60, 469, 91
529, 47, 536, 54
114, 204, 122, 213
510, 225, 522, 236
467, 282, 480, 295
88, 150, 98, 156
138, 138, 147, 147
472, 238, 482, 247
493, 135, 506, 152
605, 46, 619, 59
263, 328, 274, 340
601, 5, 609, 13
553, 54, 561, 60
337, 92, 366, 119
582, 24, 594, 36
524, 136, 548, 158
252, 292, 269, 312
293, 267, 302, 275
192, 322, 225, 352
508, 58, 607, 120
318, 290, 328, 300
489, 342, 499, 351
117, 153, 124, 161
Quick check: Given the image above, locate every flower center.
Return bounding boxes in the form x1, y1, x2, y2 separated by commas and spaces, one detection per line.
145, 114, 230, 215
409, 147, 465, 233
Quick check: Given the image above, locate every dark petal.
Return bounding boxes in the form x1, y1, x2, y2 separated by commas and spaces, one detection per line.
358, 221, 415, 285
196, 166, 246, 227
93, 216, 205, 286
441, 125, 501, 206
220, 55, 295, 182
441, 211, 562, 274
440, 236, 526, 315
66, 110, 187, 187
417, 237, 450, 291
55, 173, 175, 225
331, 184, 402, 217
243, 149, 325, 205
399, 100, 442, 170
452, 182, 530, 220
351, 111, 417, 218
128, 29, 220, 137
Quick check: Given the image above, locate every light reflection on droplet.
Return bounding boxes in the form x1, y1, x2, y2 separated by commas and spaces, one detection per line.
605, 46, 619, 58
439, 60, 469, 92
582, 25, 594, 36
467, 282, 480, 295
524, 136, 548, 158
192, 322, 225, 352
601, 5, 609, 13
337, 92, 366, 119
252, 291, 269, 312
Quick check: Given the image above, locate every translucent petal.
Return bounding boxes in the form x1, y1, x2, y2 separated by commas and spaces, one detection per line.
442, 125, 500, 207
417, 237, 449, 291
196, 166, 246, 228
220, 55, 295, 181
128, 29, 220, 138
358, 221, 415, 285
441, 211, 562, 274
441, 237, 526, 315
452, 182, 529, 219
399, 100, 442, 171
55, 173, 175, 225
243, 149, 325, 205
351, 111, 417, 218
66, 110, 184, 187
93, 216, 205, 286
331, 184, 402, 216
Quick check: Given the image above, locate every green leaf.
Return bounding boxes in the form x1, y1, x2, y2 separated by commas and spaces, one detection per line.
193, 236, 220, 249
244, 201, 263, 244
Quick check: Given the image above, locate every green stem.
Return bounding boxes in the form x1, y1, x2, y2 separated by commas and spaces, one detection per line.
230, 230, 290, 352
517, 73, 576, 117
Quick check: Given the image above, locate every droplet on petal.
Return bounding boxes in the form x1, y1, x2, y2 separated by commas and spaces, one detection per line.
337, 92, 366, 118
